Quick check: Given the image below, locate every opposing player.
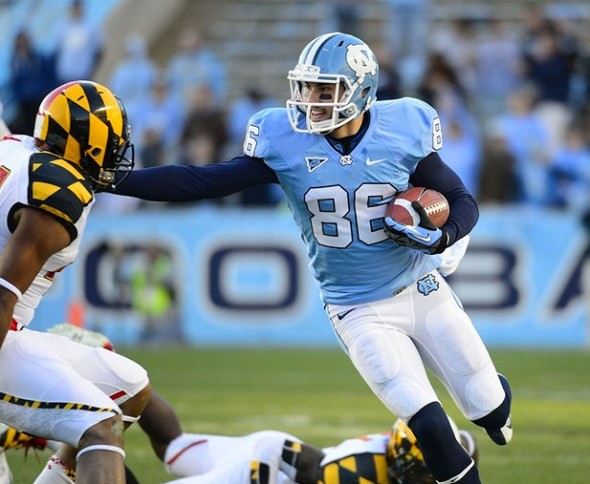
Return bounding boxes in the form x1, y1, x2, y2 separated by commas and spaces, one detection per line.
160, 420, 479, 484
0, 81, 151, 484
113, 32, 512, 483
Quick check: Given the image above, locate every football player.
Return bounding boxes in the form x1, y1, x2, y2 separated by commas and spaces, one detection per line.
0, 81, 151, 484
159, 417, 479, 484
112, 32, 512, 483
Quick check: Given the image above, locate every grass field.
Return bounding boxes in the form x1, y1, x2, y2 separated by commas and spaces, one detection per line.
5, 347, 590, 483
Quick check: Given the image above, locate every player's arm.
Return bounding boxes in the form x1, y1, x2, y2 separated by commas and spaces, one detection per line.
384, 152, 479, 253
0, 207, 71, 348
410, 151, 479, 246
114, 155, 278, 202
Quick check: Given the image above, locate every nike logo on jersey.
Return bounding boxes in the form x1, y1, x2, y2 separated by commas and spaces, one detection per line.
365, 157, 387, 166
336, 308, 356, 320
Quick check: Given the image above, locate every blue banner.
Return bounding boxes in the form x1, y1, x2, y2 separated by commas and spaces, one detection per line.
32, 206, 590, 348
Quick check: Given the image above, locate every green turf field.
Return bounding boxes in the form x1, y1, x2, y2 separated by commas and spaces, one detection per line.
5, 347, 590, 483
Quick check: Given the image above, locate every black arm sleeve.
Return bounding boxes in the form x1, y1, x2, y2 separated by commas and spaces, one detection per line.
114, 156, 278, 202
409, 152, 479, 245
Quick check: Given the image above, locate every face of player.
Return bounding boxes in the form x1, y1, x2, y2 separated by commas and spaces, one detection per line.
300, 81, 363, 138
301, 82, 338, 123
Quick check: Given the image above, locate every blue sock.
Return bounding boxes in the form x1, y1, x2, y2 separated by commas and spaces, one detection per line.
409, 402, 480, 483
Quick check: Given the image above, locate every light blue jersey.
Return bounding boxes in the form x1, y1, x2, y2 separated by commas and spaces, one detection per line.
246, 97, 442, 305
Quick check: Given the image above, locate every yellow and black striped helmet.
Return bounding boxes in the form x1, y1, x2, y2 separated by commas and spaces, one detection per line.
386, 421, 434, 484
34, 80, 134, 189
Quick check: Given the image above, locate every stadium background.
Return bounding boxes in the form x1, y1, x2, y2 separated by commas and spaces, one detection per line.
1, 1, 590, 482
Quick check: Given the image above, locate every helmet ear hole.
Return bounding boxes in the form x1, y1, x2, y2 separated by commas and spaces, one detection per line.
90, 147, 102, 157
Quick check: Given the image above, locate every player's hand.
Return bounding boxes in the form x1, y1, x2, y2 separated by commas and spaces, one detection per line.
384, 201, 449, 254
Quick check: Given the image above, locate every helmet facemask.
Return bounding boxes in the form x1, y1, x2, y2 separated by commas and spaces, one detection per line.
82, 121, 135, 190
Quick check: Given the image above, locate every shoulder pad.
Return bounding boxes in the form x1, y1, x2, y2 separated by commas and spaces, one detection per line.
28, 152, 93, 225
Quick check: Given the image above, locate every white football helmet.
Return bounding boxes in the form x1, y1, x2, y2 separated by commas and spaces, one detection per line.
287, 32, 379, 134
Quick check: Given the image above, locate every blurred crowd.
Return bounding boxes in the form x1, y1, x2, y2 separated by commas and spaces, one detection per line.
4, 0, 590, 216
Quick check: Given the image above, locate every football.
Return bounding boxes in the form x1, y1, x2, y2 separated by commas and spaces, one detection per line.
387, 187, 450, 227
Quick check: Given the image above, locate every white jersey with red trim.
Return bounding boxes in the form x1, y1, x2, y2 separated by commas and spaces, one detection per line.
0, 135, 94, 327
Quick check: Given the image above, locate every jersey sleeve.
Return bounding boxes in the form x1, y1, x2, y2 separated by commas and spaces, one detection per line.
26, 153, 93, 238
402, 97, 442, 160
115, 156, 278, 202
243, 108, 281, 159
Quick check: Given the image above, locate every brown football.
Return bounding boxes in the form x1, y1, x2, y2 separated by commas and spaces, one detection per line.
387, 187, 450, 228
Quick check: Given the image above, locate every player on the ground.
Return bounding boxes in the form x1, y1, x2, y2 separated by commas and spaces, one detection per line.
160, 418, 479, 484
0, 80, 151, 484
112, 32, 512, 483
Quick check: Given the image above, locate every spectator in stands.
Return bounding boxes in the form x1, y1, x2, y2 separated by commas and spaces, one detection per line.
323, 0, 361, 38
372, 41, 402, 100
473, 19, 522, 118
166, 28, 227, 107
430, 18, 479, 98
178, 133, 218, 168
180, 84, 228, 163
477, 122, 519, 205
523, 24, 573, 156
128, 73, 187, 169
521, 24, 572, 106
54, 0, 104, 84
493, 85, 551, 205
520, 4, 552, 58
110, 34, 157, 107
9, 30, 55, 135
384, 0, 431, 93
439, 119, 481, 200
547, 121, 590, 212
416, 52, 467, 110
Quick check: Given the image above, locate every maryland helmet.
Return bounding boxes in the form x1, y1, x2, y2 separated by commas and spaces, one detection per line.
319, 452, 389, 484
34, 80, 134, 189
386, 421, 434, 484
287, 32, 379, 134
